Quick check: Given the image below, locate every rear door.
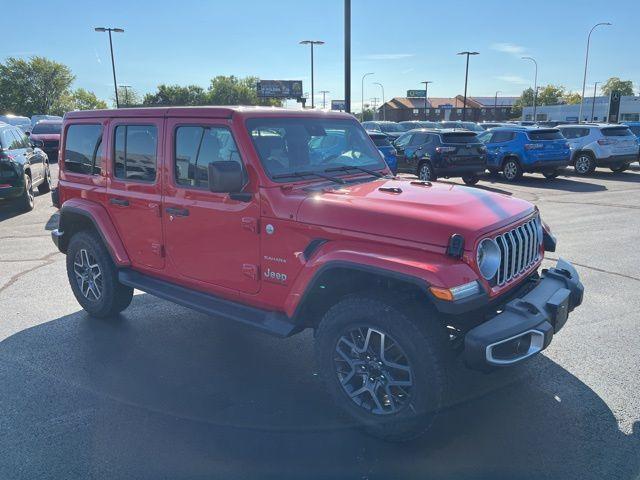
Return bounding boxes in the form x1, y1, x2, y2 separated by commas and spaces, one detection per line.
162, 118, 260, 294
106, 118, 165, 271
393, 133, 413, 172
11, 128, 44, 182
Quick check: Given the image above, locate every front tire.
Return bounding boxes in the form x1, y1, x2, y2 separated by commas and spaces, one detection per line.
16, 174, 35, 212
502, 158, 522, 182
462, 175, 480, 185
315, 295, 448, 441
38, 165, 51, 193
574, 152, 596, 175
66, 230, 133, 318
417, 161, 436, 181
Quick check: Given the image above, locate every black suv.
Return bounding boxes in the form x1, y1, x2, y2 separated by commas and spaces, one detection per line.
0, 123, 51, 211
394, 128, 487, 184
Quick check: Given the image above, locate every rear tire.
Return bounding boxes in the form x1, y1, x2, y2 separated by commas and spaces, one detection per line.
574, 152, 596, 175
38, 165, 51, 193
417, 161, 436, 181
315, 295, 449, 442
66, 230, 133, 318
610, 164, 629, 173
542, 170, 559, 179
462, 175, 480, 185
16, 174, 35, 212
502, 158, 522, 182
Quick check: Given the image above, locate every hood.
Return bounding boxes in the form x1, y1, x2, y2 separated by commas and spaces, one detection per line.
296, 178, 534, 248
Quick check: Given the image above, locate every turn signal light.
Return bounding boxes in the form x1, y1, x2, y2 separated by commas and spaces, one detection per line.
430, 281, 480, 301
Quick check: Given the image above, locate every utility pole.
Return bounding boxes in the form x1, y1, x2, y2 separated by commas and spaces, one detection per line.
361, 72, 374, 121
457, 51, 479, 121
344, 0, 351, 113
494, 90, 501, 119
522, 56, 538, 121
319, 90, 330, 109
94, 27, 125, 108
370, 97, 379, 119
299, 40, 325, 109
591, 81, 599, 121
421, 81, 432, 121
373, 82, 385, 120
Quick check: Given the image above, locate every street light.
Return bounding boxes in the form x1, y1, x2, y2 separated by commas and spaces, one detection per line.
579, 22, 611, 123
361, 72, 374, 121
421, 81, 432, 121
457, 51, 479, 121
299, 40, 325, 109
522, 56, 538, 122
95, 27, 125, 108
119, 84, 131, 106
319, 90, 330, 109
494, 90, 501, 118
591, 81, 599, 121
373, 82, 385, 120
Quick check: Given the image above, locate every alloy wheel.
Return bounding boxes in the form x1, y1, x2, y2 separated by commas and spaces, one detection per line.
419, 164, 432, 181
575, 156, 591, 174
26, 176, 34, 206
504, 162, 518, 180
334, 327, 413, 415
73, 249, 103, 301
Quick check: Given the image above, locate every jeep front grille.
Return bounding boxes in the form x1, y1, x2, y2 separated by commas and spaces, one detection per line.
494, 217, 542, 286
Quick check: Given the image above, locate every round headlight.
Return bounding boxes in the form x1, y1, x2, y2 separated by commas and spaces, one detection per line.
477, 238, 501, 280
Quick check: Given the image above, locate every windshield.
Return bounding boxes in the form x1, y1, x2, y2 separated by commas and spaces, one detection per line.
246, 117, 387, 181
369, 134, 392, 147
379, 123, 404, 133
32, 122, 62, 134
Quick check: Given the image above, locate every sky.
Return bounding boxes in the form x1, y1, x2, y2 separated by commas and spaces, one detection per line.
3, 0, 639, 112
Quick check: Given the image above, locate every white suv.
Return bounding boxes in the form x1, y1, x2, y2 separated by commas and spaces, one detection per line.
558, 124, 639, 174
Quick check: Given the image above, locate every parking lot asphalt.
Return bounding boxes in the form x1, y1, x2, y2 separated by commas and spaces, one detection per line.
0, 164, 639, 480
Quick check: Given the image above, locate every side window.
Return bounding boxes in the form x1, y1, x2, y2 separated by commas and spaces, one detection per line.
114, 125, 158, 182
174, 126, 242, 189
63, 124, 103, 175
490, 131, 514, 143
409, 133, 427, 146
12, 129, 30, 148
8, 129, 24, 149
394, 134, 412, 148
477, 131, 491, 143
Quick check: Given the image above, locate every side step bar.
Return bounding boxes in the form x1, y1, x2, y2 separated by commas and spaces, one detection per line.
118, 269, 297, 338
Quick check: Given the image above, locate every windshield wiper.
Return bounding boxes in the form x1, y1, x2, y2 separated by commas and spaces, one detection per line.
272, 170, 346, 184
324, 165, 385, 178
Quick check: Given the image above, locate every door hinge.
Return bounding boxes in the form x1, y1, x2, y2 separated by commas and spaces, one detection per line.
241, 216, 260, 234
242, 263, 259, 281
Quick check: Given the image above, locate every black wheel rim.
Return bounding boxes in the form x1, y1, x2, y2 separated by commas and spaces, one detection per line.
334, 327, 413, 415
73, 248, 103, 301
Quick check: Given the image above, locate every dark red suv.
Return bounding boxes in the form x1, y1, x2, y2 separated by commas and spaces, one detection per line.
51, 107, 583, 440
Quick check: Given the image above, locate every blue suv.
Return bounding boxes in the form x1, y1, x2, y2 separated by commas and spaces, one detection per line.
478, 127, 571, 181
367, 131, 398, 174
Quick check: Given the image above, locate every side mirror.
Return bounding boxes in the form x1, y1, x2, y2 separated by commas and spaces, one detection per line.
31, 139, 44, 148
208, 161, 244, 193
25, 131, 31, 137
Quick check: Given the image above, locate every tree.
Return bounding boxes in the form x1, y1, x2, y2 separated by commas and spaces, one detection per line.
143, 84, 208, 106
207, 75, 279, 106
0, 56, 75, 116
116, 86, 141, 107
537, 85, 565, 106
512, 87, 536, 117
562, 91, 582, 105
53, 88, 108, 114
601, 77, 634, 97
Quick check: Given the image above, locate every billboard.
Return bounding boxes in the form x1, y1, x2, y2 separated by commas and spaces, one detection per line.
407, 90, 427, 98
331, 100, 346, 111
608, 90, 621, 123
257, 80, 303, 99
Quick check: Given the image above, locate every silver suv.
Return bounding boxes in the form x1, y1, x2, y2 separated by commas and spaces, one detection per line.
558, 124, 639, 174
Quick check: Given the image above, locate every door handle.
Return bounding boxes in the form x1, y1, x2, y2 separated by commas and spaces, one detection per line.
109, 198, 129, 207
166, 207, 189, 217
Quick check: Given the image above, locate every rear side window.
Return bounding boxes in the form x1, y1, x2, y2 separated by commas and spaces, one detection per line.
114, 125, 158, 182
489, 131, 514, 143
628, 126, 640, 136
63, 124, 103, 175
601, 127, 633, 137
442, 132, 479, 143
527, 130, 563, 141
410, 133, 428, 145
560, 128, 589, 139
370, 135, 391, 147
174, 126, 242, 189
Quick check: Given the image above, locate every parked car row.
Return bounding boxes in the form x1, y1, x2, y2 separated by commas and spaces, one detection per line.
364, 120, 640, 183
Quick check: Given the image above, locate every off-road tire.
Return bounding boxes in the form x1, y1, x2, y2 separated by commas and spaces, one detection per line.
502, 158, 523, 182
417, 161, 436, 182
462, 175, 480, 185
315, 294, 449, 442
66, 230, 133, 318
16, 174, 35, 212
38, 165, 51, 193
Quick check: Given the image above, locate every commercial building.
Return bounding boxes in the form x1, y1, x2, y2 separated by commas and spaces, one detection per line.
378, 95, 518, 122
522, 95, 640, 123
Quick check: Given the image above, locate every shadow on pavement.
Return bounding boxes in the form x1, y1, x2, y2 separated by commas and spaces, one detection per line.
0, 293, 637, 480
481, 172, 608, 193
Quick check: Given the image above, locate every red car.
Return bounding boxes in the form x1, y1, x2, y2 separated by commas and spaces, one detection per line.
51, 107, 583, 440
28, 119, 62, 162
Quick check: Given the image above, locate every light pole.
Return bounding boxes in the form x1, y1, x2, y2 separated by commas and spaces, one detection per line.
299, 40, 325, 109
95, 27, 124, 108
579, 22, 611, 123
373, 82, 385, 120
319, 90, 330, 109
457, 51, 479, 121
591, 81, 599, 121
522, 56, 538, 121
494, 90, 501, 119
361, 72, 374, 121
344, 0, 351, 113
119, 84, 131, 106
421, 81, 432, 121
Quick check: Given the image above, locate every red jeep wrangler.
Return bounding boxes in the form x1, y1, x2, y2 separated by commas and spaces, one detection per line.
51, 107, 583, 440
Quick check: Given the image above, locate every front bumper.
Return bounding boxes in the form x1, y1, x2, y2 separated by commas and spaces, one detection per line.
464, 258, 583, 371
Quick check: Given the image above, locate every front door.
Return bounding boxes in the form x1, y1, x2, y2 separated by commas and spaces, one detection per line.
106, 118, 165, 270
393, 133, 413, 172
162, 118, 260, 294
